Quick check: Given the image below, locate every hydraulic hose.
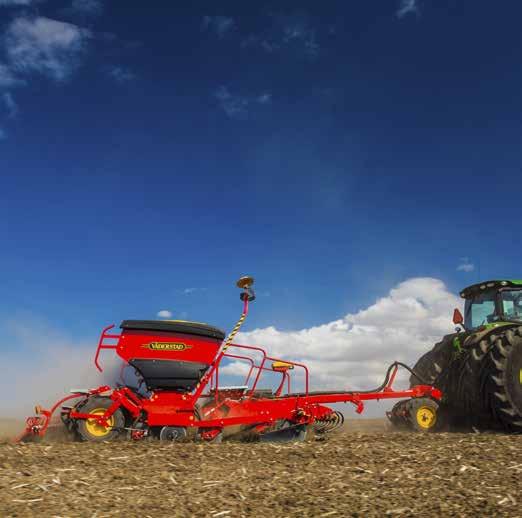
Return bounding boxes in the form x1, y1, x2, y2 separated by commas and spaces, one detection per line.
352, 361, 430, 395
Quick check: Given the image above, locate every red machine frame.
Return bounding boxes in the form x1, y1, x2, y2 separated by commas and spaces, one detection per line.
18, 281, 442, 442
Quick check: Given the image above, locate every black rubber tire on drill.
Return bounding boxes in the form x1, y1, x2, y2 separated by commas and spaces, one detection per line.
76, 397, 125, 442
480, 326, 522, 431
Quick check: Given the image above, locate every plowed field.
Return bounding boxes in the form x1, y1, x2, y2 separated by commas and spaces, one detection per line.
1, 420, 521, 517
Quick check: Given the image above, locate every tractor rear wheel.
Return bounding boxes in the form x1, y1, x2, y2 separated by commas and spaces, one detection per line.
409, 336, 455, 387
482, 326, 522, 431
76, 397, 125, 442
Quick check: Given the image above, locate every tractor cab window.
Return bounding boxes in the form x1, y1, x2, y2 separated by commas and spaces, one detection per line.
464, 291, 498, 329
500, 290, 522, 322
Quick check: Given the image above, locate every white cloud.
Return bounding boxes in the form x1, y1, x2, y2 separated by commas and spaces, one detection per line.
256, 93, 272, 105
457, 257, 475, 272
5, 17, 91, 82
107, 65, 135, 83
219, 360, 252, 378
214, 86, 248, 119
3, 92, 18, 118
236, 278, 460, 392
70, 0, 103, 17
214, 86, 273, 119
182, 287, 207, 295
157, 310, 173, 318
0, 0, 32, 5
0, 63, 24, 89
242, 13, 321, 60
397, 0, 420, 19
281, 15, 319, 57
202, 16, 236, 38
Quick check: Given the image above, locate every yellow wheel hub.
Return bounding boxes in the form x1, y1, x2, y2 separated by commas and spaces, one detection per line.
416, 406, 437, 429
84, 408, 114, 437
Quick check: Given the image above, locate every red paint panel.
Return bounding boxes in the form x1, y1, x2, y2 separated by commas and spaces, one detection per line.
116, 329, 221, 364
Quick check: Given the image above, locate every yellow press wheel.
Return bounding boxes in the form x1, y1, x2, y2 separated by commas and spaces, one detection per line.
84, 408, 115, 438
407, 397, 441, 432
76, 397, 125, 442
415, 405, 437, 430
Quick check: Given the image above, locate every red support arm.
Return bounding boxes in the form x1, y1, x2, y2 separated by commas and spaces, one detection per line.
94, 324, 120, 372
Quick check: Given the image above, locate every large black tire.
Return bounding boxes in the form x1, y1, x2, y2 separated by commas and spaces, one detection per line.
411, 325, 522, 432
481, 326, 522, 431
76, 397, 125, 442
409, 334, 456, 387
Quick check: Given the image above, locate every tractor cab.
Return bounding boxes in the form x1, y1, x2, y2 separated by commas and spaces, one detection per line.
459, 280, 522, 329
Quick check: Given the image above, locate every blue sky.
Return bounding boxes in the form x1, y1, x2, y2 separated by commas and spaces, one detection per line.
1, 0, 522, 384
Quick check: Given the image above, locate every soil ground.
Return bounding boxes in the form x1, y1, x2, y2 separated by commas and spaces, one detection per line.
1, 418, 521, 517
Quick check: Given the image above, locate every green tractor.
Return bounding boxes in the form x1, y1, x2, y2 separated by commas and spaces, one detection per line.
388, 280, 522, 432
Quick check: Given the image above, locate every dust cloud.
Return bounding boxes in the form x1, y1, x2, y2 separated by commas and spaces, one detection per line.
0, 316, 121, 418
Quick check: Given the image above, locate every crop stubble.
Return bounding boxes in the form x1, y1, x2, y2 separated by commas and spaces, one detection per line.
0, 423, 521, 517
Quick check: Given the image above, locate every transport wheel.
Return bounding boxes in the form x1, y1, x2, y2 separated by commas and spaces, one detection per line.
407, 398, 440, 432
76, 397, 125, 442
159, 426, 187, 441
